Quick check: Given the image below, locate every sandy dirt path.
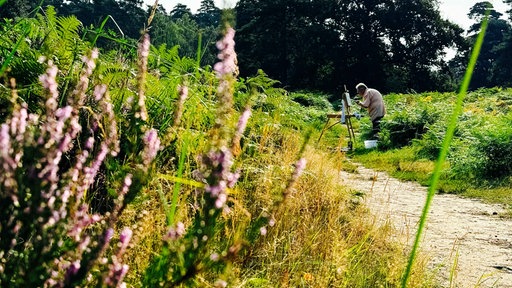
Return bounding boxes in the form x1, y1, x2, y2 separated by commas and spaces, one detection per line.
340, 163, 512, 288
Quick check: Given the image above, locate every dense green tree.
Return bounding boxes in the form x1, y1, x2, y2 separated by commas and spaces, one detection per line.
170, 3, 193, 20
148, 4, 218, 66
493, 33, 512, 87
195, 0, 221, 27
492, 0, 512, 87
85, 0, 145, 39
466, 1, 511, 89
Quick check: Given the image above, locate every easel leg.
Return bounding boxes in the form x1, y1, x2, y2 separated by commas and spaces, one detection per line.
317, 120, 341, 143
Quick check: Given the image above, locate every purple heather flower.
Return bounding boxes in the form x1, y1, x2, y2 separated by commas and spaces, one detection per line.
215, 193, 227, 209
226, 171, 240, 189
39, 63, 59, 114
94, 84, 120, 156
119, 227, 132, 251
163, 222, 185, 241
71, 49, 98, 107
0, 124, 16, 173
141, 129, 160, 167
64, 260, 81, 281
210, 253, 220, 262
105, 228, 132, 287
139, 33, 150, 58
293, 158, 307, 179
10, 103, 28, 143
121, 174, 132, 197
205, 180, 227, 197
214, 27, 237, 78
200, 146, 241, 210
173, 85, 188, 128
94, 83, 108, 101
68, 205, 101, 241
85, 137, 95, 150
105, 263, 129, 287
83, 143, 108, 188
214, 279, 228, 288
105, 228, 115, 243
236, 109, 251, 136
135, 34, 150, 121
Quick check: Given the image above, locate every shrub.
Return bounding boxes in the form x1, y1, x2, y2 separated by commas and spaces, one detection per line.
473, 120, 512, 179
290, 90, 333, 111
381, 103, 440, 148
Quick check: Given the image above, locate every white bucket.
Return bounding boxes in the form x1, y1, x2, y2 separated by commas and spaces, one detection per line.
364, 140, 378, 149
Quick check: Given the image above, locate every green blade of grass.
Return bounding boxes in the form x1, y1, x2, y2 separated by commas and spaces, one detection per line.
401, 13, 490, 288
168, 139, 188, 226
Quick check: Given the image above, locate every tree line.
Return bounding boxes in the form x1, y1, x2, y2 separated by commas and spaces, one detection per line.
1, 0, 512, 93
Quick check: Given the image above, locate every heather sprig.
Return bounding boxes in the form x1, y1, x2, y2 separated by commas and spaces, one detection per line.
135, 33, 150, 122
172, 84, 188, 129
211, 26, 238, 148
103, 227, 132, 287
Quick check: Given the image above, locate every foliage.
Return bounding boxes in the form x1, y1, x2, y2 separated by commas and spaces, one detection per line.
0, 6, 90, 120
464, 2, 512, 90
4, 1, 512, 93
365, 93, 443, 150
0, 0, 34, 19
196, 0, 221, 28
452, 115, 512, 180
290, 90, 334, 111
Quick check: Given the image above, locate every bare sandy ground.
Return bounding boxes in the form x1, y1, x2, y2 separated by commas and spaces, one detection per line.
340, 163, 512, 288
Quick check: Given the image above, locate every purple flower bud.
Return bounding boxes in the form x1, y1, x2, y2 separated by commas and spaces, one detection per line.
294, 158, 307, 179
236, 109, 251, 136
163, 222, 186, 241
65, 260, 81, 280
214, 27, 238, 78
210, 253, 220, 262
105, 228, 115, 243
142, 129, 160, 167
119, 227, 132, 247
94, 84, 107, 101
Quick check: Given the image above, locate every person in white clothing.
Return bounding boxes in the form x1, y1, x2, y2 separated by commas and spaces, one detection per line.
355, 83, 386, 139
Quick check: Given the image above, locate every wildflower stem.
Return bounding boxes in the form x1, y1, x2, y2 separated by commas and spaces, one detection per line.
169, 140, 187, 226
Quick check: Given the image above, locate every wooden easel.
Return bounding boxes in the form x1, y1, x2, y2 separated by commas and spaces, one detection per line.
317, 86, 356, 150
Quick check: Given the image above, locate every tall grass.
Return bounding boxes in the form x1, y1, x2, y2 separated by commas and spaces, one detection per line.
401, 13, 489, 288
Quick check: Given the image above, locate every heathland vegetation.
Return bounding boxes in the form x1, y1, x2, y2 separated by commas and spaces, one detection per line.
1, 1, 511, 287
